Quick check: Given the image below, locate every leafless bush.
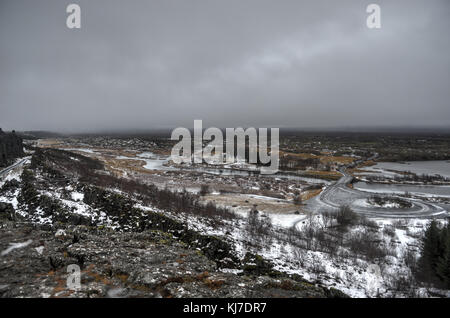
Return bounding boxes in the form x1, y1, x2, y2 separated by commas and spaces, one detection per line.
387, 271, 419, 297
403, 248, 419, 271
292, 246, 306, 267
392, 219, 410, 229
359, 216, 379, 229
321, 211, 335, 229
317, 234, 339, 256
347, 230, 389, 262
336, 205, 359, 229
199, 184, 209, 196
383, 225, 396, 237
246, 213, 273, 242
309, 254, 327, 275
287, 214, 340, 255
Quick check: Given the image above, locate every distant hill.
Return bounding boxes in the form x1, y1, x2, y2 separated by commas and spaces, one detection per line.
19, 131, 65, 139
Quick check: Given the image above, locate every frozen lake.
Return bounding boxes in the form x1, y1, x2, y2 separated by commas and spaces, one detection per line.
362, 160, 450, 178
354, 182, 450, 197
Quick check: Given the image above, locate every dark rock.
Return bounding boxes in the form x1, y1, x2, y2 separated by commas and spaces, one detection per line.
0, 130, 24, 167
0, 202, 15, 220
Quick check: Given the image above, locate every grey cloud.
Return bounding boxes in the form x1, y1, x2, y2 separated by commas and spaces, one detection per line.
0, 0, 449, 132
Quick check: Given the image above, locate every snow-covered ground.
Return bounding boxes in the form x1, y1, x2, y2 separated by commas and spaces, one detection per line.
1, 159, 448, 298
148, 197, 447, 297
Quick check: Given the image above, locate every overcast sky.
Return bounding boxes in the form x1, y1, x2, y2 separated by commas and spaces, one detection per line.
1, 0, 449, 132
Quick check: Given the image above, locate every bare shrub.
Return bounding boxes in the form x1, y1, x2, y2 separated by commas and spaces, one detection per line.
321, 211, 335, 229
246, 213, 273, 242
387, 271, 419, 297
336, 205, 359, 229
347, 230, 388, 262
392, 219, 410, 229
403, 248, 419, 271
292, 246, 306, 267
383, 225, 396, 237
199, 184, 209, 196
359, 216, 379, 229
309, 254, 327, 275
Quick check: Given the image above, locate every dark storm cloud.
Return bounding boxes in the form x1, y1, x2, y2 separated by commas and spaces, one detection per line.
1, 0, 449, 132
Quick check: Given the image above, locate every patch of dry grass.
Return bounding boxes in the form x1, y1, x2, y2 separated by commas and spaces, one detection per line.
301, 188, 322, 201
320, 156, 355, 165
280, 151, 355, 166
300, 170, 342, 180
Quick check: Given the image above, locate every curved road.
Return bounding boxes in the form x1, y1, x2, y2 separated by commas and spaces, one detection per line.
306, 168, 448, 219
2, 156, 447, 219
0, 158, 29, 180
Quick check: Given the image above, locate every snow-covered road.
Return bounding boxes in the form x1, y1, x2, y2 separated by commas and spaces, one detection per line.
0, 158, 29, 180
306, 169, 448, 219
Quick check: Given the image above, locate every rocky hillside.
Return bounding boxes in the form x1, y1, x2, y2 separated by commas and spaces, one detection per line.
0, 218, 346, 298
0, 148, 347, 298
0, 129, 24, 167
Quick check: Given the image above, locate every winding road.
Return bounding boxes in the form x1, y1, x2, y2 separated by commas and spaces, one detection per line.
306, 168, 448, 219
0, 158, 29, 180
1, 155, 447, 219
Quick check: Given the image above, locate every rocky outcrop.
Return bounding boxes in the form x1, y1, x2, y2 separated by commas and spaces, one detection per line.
0, 221, 348, 298
0, 129, 24, 167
